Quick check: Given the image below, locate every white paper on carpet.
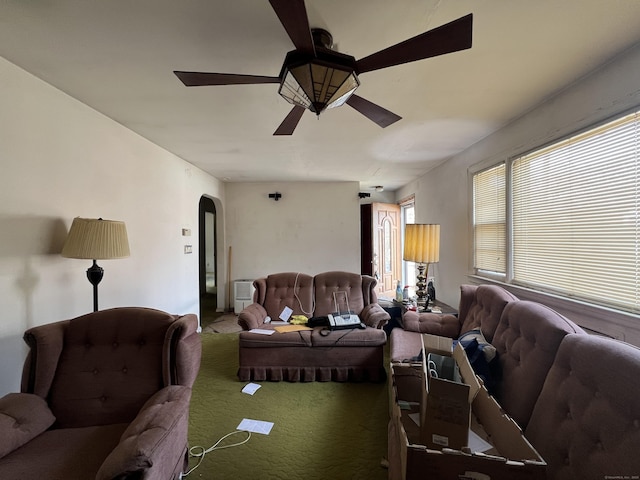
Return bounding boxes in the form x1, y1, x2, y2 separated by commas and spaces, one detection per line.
237, 418, 274, 435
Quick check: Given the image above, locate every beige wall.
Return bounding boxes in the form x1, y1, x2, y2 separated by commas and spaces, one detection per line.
397, 43, 640, 344
224, 182, 361, 295
0, 57, 224, 395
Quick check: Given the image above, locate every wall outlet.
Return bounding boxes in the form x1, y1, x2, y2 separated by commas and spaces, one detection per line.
182, 228, 191, 236
427, 276, 435, 285
184, 245, 192, 254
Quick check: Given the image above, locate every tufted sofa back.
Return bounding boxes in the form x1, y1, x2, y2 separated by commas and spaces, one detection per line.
313, 271, 375, 317
525, 334, 640, 480
458, 284, 519, 342
21, 307, 200, 429
251, 271, 378, 320
255, 272, 315, 319
492, 301, 585, 429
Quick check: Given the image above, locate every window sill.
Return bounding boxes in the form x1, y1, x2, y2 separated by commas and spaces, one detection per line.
467, 275, 640, 347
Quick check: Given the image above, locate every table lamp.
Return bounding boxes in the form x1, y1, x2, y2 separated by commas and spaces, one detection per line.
403, 224, 440, 311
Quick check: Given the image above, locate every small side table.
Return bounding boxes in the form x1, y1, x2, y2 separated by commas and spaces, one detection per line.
379, 300, 403, 335
418, 299, 457, 316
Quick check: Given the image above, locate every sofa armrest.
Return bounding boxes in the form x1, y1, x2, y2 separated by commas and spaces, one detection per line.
0, 393, 56, 459
238, 303, 268, 330
360, 303, 390, 329
96, 385, 191, 480
402, 311, 461, 338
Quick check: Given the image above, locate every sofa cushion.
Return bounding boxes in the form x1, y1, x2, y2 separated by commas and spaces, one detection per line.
389, 329, 424, 363
526, 334, 640, 480
313, 271, 367, 317
492, 300, 585, 429
310, 327, 386, 347
401, 311, 461, 337
0, 423, 126, 480
458, 284, 519, 342
260, 272, 315, 320
239, 329, 313, 348
0, 393, 55, 459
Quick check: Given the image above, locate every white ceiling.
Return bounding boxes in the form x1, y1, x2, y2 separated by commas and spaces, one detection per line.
2, 1, 640, 191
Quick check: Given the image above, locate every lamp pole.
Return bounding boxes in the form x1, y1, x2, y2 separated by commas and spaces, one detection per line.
86, 259, 104, 312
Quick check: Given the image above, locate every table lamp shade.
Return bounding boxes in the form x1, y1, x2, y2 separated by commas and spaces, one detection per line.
62, 217, 130, 260
403, 224, 440, 263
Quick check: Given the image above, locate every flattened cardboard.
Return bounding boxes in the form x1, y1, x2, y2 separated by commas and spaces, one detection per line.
389, 333, 547, 480
422, 333, 453, 356
420, 337, 473, 450
421, 376, 470, 449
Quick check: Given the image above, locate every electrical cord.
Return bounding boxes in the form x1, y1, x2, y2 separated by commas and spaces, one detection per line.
181, 430, 252, 477
294, 272, 315, 316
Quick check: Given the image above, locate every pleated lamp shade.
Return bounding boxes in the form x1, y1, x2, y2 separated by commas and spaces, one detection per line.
403, 224, 440, 263
62, 217, 130, 260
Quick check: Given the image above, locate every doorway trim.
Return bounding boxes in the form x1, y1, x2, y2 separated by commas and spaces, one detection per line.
198, 195, 226, 319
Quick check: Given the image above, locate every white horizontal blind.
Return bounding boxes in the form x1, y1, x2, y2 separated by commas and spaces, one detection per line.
473, 163, 506, 274
512, 112, 639, 312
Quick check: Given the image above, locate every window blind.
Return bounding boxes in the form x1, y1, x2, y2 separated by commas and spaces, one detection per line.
512, 112, 639, 312
473, 163, 506, 274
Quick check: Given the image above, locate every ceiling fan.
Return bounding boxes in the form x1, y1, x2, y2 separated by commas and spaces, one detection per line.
174, 0, 473, 135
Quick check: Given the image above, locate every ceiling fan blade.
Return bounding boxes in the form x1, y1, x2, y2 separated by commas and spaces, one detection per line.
346, 95, 402, 128
174, 71, 280, 86
269, 0, 315, 56
273, 105, 306, 135
356, 13, 473, 74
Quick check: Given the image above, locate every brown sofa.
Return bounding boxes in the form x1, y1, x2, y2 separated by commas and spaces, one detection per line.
389, 284, 640, 479
525, 333, 640, 479
0, 307, 201, 480
237, 271, 389, 382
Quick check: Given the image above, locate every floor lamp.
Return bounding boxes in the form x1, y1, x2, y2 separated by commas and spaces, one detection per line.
61, 217, 130, 312
403, 224, 440, 311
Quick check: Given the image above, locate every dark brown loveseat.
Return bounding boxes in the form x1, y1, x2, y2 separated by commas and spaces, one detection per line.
237, 271, 389, 382
0, 307, 201, 480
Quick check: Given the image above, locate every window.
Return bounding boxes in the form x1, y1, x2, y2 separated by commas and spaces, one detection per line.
473, 164, 506, 276
401, 198, 416, 287
472, 110, 640, 314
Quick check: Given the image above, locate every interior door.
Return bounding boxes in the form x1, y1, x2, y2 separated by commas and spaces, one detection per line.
361, 203, 401, 297
199, 196, 217, 321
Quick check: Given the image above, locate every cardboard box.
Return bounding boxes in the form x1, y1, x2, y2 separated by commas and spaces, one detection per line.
420, 352, 470, 449
422, 333, 454, 357
388, 334, 546, 480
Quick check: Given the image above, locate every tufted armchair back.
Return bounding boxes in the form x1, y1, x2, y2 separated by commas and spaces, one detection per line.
254, 272, 315, 320
313, 271, 376, 317
491, 301, 585, 429
458, 284, 519, 341
525, 334, 640, 480
21, 307, 200, 429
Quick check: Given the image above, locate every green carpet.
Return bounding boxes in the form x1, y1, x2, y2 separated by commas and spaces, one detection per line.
187, 333, 389, 480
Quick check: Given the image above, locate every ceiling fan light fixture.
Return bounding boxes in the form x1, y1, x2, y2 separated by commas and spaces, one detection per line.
278, 59, 360, 115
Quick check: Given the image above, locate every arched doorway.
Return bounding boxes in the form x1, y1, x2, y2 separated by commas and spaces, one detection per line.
199, 196, 217, 323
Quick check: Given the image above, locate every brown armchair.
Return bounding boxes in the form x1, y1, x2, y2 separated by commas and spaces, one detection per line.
0, 307, 201, 480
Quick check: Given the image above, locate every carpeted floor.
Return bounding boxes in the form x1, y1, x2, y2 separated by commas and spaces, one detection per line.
187, 333, 389, 480
201, 313, 243, 334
